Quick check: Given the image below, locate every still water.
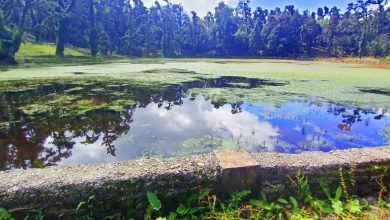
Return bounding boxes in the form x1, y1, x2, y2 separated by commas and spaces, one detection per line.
0, 76, 388, 170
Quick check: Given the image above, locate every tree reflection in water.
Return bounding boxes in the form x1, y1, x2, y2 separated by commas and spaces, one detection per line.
0, 77, 388, 170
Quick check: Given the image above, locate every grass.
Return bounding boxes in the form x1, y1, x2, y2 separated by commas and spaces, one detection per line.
17, 42, 89, 58
13, 42, 124, 66
318, 56, 390, 66
10, 42, 390, 68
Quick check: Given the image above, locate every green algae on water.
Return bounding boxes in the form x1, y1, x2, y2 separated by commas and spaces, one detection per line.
1, 59, 390, 110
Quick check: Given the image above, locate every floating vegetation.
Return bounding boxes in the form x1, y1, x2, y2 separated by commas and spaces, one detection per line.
0, 60, 389, 169
19, 104, 53, 116
19, 95, 135, 117
188, 87, 293, 107
175, 136, 239, 156
107, 99, 136, 111
1, 61, 389, 109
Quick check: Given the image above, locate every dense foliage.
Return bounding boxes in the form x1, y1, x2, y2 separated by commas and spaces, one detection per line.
0, 0, 389, 63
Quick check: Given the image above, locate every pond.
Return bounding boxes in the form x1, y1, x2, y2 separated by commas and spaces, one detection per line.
0, 73, 389, 170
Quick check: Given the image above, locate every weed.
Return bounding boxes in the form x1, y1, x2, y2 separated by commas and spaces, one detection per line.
2, 173, 390, 219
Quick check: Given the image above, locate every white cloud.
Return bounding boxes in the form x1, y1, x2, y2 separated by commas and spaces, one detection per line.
142, 0, 239, 16
204, 105, 279, 151
57, 97, 279, 166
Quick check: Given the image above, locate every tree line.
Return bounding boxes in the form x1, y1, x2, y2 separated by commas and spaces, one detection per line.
0, 0, 389, 64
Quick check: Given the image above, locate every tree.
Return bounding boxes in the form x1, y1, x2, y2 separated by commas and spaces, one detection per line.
335, 11, 361, 56
301, 10, 322, 54
214, 2, 237, 56
348, 0, 372, 57
262, 5, 302, 56
1, 0, 389, 60
317, 7, 325, 20
190, 11, 200, 54
249, 7, 267, 55
88, 0, 97, 57
367, 0, 390, 56
253, 7, 268, 24
325, 7, 341, 55
249, 19, 264, 55
324, 6, 330, 15
236, 0, 252, 23
0, 9, 23, 64
55, 0, 76, 57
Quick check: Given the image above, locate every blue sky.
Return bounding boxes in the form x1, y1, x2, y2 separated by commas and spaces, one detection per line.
143, 0, 354, 16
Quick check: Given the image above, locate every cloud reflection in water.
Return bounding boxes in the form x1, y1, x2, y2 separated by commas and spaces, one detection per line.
58, 97, 279, 166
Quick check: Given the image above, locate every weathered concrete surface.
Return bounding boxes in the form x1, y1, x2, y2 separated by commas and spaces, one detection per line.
215, 150, 259, 169
214, 150, 261, 193
0, 154, 219, 209
1, 146, 390, 212
252, 147, 390, 171
251, 147, 390, 195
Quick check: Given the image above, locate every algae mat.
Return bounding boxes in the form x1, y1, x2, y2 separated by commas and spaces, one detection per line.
1, 60, 389, 109
0, 60, 389, 170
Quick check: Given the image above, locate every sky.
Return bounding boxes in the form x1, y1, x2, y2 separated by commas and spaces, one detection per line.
142, 0, 354, 16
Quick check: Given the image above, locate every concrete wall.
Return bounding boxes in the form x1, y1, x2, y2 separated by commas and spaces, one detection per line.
1, 147, 390, 212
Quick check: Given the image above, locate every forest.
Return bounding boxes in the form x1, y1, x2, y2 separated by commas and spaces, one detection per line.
0, 0, 389, 63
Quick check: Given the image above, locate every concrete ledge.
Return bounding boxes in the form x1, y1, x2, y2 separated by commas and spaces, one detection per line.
251, 147, 390, 194
0, 154, 219, 209
1, 146, 390, 211
214, 150, 261, 192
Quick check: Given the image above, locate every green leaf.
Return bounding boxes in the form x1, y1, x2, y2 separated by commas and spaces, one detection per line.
87, 196, 96, 203
289, 196, 300, 214
187, 193, 199, 203
220, 202, 225, 211
156, 217, 166, 220
320, 181, 331, 200
332, 200, 344, 215
322, 204, 334, 214
278, 198, 289, 204
289, 196, 298, 209
176, 203, 187, 215
274, 204, 282, 210
335, 187, 343, 200
167, 212, 178, 220
361, 198, 369, 207
379, 199, 387, 207
266, 211, 273, 218
250, 199, 264, 208
278, 213, 284, 220
0, 208, 13, 220
232, 190, 252, 201
188, 207, 200, 214
348, 199, 361, 214
260, 192, 268, 202
76, 202, 86, 211
147, 192, 162, 211
198, 190, 210, 200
